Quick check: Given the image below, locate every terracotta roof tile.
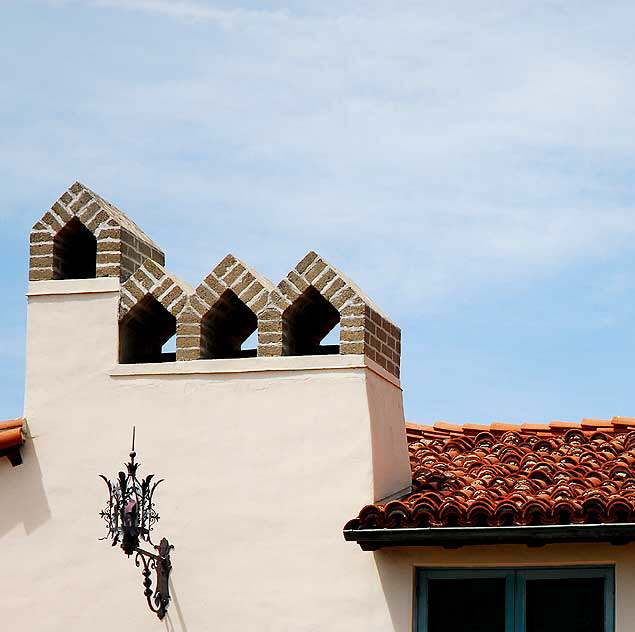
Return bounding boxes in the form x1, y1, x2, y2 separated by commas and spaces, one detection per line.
0, 419, 26, 466
347, 417, 635, 531
0, 418, 24, 430
580, 418, 613, 429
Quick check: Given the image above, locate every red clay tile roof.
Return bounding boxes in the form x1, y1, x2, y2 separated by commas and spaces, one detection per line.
0, 419, 26, 466
346, 417, 635, 531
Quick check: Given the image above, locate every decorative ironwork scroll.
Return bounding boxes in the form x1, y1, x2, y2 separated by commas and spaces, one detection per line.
135, 538, 174, 619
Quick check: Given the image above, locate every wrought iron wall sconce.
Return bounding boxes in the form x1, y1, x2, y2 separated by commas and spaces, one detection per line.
99, 428, 174, 620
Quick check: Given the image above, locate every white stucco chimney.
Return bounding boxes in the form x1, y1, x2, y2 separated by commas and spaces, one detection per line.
13, 182, 412, 630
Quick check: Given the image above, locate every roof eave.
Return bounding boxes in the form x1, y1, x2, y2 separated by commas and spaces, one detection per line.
343, 523, 635, 551
0, 418, 26, 466
0, 445, 23, 466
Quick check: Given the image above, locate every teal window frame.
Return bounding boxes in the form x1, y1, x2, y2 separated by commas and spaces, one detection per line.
415, 565, 615, 632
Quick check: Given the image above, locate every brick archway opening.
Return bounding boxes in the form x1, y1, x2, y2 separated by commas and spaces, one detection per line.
283, 285, 340, 356
53, 218, 97, 279
200, 289, 257, 359
119, 294, 176, 364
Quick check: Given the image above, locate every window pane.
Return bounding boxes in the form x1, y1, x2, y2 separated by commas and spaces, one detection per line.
428, 578, 506, 632
525, 577, 605, 632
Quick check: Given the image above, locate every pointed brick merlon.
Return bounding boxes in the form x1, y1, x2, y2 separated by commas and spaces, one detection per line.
260, 251, 401, 378
177, 254, 275, 361
29, 182, 164, 282
120, 259, 192, 321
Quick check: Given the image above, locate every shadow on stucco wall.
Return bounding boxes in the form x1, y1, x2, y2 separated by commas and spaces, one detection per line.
375, 549, 414, 632
162, 576, 189, 632
0, 438, 51, 537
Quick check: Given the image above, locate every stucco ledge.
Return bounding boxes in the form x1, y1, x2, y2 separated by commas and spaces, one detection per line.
109, 354, 401, 387
27, 277, 120, 297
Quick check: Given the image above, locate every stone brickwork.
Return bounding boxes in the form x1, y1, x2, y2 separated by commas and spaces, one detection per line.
259, 251, 401, 377
30, 185, 400, 375
119, 260, 192, 363
177, 255, 274, 361
359, 305, 401, 378
119, 259, 191, 321
29, 182, 164, 282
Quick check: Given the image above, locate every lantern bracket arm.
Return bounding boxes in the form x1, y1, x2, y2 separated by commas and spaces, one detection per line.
133, 538, 173, 620
135, 546, 160, 561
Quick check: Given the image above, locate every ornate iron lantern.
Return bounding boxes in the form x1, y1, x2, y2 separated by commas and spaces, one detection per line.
99, 428, 174, 620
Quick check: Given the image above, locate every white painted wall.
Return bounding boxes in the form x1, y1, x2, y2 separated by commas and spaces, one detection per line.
2, 278, 633, 631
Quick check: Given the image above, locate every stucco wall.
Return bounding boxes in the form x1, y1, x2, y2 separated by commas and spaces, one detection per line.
1, 278, 411, 631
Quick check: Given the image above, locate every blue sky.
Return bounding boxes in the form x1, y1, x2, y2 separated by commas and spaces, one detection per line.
3, 0, 635, 424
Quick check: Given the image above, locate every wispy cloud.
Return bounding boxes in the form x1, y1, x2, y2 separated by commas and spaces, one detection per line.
86, 0, 289, 25
7, 1, 635, 311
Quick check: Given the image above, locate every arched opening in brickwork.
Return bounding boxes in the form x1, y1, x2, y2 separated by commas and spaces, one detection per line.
283, 285, 340, 356
200, 289, 257, 359
162, 332, 176, 356
242, 330, 258, 353
119, 294, 177, 364
321, 321, 340, 347
53, 218, 97, 280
